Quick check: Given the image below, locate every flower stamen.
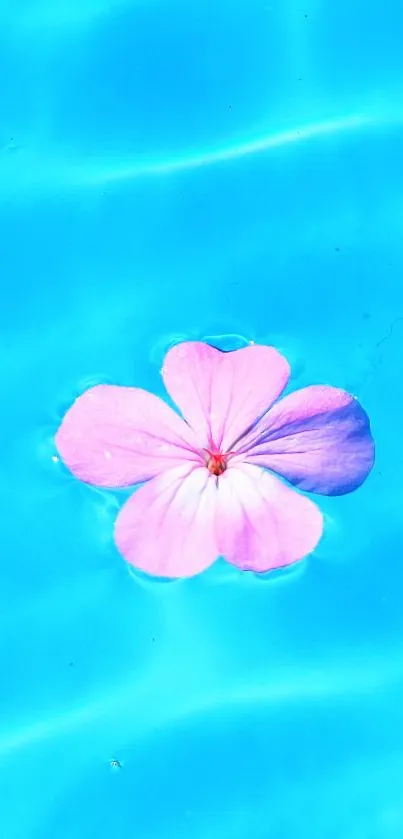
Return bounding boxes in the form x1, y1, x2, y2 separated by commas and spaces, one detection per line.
206, 451, 227, 476
203, 447, 237, 476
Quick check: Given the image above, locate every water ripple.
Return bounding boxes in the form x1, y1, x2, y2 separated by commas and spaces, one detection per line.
68, 113, 374, 185
0, 112, 381, 198
0, 648, 399, 758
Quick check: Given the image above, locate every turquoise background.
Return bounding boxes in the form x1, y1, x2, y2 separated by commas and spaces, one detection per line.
1, 1, 403, 836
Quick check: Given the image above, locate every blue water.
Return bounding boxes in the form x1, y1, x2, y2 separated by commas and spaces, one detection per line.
2, 1, 403, 837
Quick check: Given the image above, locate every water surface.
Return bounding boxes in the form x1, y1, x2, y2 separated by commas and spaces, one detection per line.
1, 1, 403, 837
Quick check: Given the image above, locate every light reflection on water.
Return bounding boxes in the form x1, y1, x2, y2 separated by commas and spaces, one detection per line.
2, 670, 403, 839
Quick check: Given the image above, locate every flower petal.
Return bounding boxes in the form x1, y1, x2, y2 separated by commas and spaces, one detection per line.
55, 385, 200, 488
216, 464, 323, 571
238, 385, 374, 495
114, 464, 219, 578
162, 341, 290, 451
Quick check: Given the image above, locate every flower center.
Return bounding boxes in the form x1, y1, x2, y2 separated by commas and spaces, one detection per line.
205, 450, 227, 476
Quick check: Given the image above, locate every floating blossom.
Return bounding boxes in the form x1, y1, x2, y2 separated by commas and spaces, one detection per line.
55, 342, 375, 578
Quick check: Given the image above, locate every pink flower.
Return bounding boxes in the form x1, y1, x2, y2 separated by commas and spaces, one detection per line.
55, 342, 375, 578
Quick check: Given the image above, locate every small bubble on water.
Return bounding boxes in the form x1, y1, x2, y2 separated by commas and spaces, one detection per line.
36, 434, 64, 474
109, 759, 122, 770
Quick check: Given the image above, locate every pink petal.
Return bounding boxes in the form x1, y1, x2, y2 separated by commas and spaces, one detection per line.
114, 464, 218, 578
55, 385, 200, 488
238, 385, 375, 496
216, 464, 323, 572
162, 342, 290, 452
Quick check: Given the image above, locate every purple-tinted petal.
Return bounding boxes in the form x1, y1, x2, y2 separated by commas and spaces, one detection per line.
162, 341, 290, 452
238, 385, 374, 496
55, 385, 200, 488
114, 464, 218, 578
216, 464, 323, 571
